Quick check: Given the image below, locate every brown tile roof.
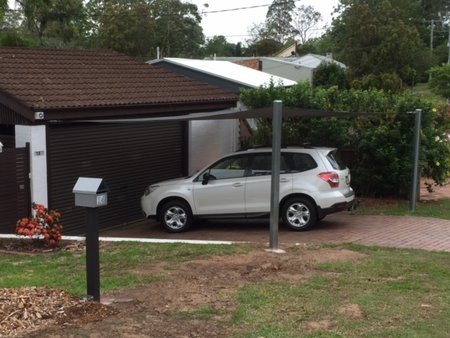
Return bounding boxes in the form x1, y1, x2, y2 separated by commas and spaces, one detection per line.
0, 48, 238, 111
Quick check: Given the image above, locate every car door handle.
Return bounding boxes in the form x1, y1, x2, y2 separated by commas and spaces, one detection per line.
280, 178, 290, 182
232, 183, 244, 187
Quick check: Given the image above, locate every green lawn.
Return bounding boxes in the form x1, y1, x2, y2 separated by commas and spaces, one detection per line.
1, 242, 449, 337
356, 197, 450, 220
233, 245, 450, 338
0, 242, 249, 296
411, 83, 447, 105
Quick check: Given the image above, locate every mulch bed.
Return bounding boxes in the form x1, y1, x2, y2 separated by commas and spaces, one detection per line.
0, 237, 85, 254
0, 237, 117, 337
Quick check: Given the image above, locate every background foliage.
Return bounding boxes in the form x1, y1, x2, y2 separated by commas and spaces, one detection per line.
240, 83, 450, 197
1, 0, 449, 77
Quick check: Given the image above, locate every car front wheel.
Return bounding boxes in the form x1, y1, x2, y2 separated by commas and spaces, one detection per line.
282, 197, 317, 231
160, 200, 193, 233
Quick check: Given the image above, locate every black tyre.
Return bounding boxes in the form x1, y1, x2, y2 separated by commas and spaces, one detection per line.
160, 200, 193, 233
281, 197, 317, 231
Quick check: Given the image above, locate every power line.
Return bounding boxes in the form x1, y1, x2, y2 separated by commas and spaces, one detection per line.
202, 3, 273, 14
200, 0, 302, 14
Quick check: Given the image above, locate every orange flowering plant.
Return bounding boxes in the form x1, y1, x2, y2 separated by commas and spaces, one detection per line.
16, 203, 63, 247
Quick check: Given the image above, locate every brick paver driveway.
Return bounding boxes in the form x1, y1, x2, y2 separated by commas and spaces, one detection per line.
102, 180, 450, 252
102, 212, 450, 252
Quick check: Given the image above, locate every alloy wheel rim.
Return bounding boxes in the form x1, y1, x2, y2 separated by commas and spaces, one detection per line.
165, 206, 187, 229
287, 203, 310, 228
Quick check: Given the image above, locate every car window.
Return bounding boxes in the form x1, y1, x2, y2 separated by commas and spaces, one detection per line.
250, 154, 272, 176
199, 155, 248, 180
326, 150, 347, 170
249, 153, 289, 176
284, 153, 317, 172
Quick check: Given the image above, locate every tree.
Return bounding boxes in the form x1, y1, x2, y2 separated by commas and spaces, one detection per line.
0, 0, 7, 22
240, 82, 450, 197
291, 5, 322, 44
150, 0, 204, 58
331, 0, 424, 91
313, 62, 348, 89
16, 0, 86, 46
297, 33, 334, 56
94, 1, 156, 58
201, 35, 240, 57
428, 63, 450, 98
265, 0, 295, 43
245, 38, 283, 57
86, 0, 204, 58
245, 21, 283, 56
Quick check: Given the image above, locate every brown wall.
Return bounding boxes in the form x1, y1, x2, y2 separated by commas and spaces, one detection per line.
233, 59, 262, 71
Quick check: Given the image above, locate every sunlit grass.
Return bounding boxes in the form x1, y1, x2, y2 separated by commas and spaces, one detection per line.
356, 197, 450, 220
0, 242, 250, 296
232, 245, 450, 337
1, 241, 449, 337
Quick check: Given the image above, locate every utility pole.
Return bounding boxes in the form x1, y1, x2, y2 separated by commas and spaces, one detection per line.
430, 19, 434, 59
448, 13, 450, 64
430, 19, 435, 80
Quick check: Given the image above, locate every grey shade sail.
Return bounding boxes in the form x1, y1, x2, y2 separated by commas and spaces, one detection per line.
73, 106, 377, 124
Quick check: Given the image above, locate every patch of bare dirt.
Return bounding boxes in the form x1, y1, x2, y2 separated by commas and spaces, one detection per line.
0, 240, 367, 337
338, 303, 365, 319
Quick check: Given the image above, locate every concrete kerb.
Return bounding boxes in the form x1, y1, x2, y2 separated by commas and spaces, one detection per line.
0, 233, 243, 246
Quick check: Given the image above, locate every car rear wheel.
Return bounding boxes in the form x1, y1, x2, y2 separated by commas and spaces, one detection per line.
282, 197, 317, 231
160, 200, 193, 233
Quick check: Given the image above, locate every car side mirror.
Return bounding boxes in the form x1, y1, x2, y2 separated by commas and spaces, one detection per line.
202, 173, 210, 185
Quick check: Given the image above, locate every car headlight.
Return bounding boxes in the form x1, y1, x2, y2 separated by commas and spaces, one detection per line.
144, 185, 159, 196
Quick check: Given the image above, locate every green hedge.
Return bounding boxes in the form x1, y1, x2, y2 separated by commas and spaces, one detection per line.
240, 83, 450, 197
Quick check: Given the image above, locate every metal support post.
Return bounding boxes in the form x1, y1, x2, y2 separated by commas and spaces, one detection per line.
269, 100, 282, 250
85, 208, 100, 301
410, 109, 422, 212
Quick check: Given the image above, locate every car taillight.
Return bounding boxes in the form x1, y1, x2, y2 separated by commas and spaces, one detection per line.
319, 172, 339, 188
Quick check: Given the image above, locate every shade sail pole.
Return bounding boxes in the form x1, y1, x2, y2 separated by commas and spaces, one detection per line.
410, 109, 422, 212
269, 100, 283, 251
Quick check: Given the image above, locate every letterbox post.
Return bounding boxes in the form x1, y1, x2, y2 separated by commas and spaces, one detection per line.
72, 177, 108, 302
85, 207, 100, 301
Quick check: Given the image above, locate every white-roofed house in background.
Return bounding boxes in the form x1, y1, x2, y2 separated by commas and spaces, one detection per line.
149, 58, 297, 174
261, 53, 347, 83
210, 53, 347, 84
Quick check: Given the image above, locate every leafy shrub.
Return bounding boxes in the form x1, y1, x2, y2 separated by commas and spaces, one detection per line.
351, 72, 404, 93
428, 64, 450, 99
16, 203, 63, 247
240, 82, 450, 197
313, 61, 349, 89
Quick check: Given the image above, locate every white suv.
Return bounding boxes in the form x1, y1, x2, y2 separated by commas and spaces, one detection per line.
141, 147, 355, 232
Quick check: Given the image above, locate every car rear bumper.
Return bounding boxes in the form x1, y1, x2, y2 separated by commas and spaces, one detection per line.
318, 197, 356, 218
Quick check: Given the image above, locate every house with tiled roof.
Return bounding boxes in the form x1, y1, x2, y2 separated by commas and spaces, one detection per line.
0, 48, 239, 233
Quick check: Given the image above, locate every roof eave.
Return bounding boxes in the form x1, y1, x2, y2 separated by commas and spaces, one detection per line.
0, 91, 35, 122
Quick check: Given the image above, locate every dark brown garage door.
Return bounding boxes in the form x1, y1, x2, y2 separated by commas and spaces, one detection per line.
0, 146, 31, 233
47, 122, 187, 234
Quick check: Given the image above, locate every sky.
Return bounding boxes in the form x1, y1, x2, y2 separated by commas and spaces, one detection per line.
189, 0, 340, 44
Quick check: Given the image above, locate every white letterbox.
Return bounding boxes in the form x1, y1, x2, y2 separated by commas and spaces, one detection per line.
73, 177, 108, 208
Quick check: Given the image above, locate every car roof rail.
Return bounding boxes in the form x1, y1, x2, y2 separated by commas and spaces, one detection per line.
240, 143, 317, 151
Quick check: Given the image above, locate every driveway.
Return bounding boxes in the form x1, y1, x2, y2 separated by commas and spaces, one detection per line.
101, 212, 450, 252
101, 180, 450, 252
